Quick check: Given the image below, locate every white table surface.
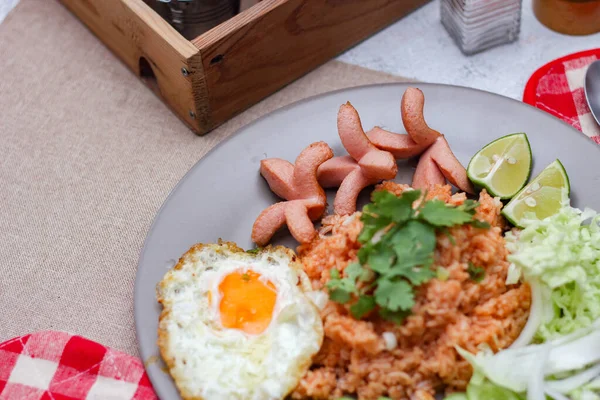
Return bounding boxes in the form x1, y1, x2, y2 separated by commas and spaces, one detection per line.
1, 0, 598, 99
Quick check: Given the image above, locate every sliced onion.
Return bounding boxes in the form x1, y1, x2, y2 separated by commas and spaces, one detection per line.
546, 363, 600, 394
511, 279, 543, 349
546, 330, 600, 374
527, 343, 549, 400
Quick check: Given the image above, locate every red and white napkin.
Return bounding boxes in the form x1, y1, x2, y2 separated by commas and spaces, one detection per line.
524, 48, 600, 143
0, 331, 157, 400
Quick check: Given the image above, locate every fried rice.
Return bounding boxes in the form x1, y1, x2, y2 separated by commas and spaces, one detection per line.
292, 182, 531, 400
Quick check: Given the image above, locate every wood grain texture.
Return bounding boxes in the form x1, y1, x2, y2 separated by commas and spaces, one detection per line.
60, 0, 427, 135
192, 0, 429, 132
59, 0, 204, 132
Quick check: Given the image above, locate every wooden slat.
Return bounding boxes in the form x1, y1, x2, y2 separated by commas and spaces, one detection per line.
192, 0, 429, 131
59, 0, 205, 132
60, 0, 428, 135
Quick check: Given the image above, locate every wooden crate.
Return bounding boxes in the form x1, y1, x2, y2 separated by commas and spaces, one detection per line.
59, 0, 429, 135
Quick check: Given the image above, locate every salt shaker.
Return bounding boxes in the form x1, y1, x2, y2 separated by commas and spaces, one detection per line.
440, 0, 523, 55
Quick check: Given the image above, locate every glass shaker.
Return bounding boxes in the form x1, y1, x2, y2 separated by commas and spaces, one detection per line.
440, 0, 523, 55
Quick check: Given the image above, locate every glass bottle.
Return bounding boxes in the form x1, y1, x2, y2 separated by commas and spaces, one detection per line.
533, 0, 600, 35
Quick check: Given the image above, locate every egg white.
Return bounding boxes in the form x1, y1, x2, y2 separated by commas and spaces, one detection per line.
157, 241, 323, 400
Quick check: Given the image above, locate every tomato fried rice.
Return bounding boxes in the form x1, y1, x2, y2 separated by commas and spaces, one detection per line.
292, 183, 531, 400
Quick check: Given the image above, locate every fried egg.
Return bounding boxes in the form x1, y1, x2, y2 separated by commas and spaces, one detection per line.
157, 241, 324, 400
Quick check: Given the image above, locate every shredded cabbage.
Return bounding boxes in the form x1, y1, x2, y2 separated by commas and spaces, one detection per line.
505, 205, 600, 341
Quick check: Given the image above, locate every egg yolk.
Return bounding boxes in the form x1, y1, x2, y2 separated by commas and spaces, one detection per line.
218, 270, 277, 335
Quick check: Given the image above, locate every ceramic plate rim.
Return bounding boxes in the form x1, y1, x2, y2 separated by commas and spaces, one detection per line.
134, 82, 600, 399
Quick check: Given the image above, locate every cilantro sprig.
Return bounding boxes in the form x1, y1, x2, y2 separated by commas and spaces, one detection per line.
326, 189, 489, 323
467, 262, 486, 282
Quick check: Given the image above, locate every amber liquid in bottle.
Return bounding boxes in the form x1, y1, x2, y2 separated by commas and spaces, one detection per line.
533, 0, 600, 35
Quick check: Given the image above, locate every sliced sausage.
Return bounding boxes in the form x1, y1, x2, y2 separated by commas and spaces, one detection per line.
366, 127, 431, 159
251, 202, 288, 246
334, 169, 375, 215
337, 102, 377, 161
260, 158, 295, 199
428, 136, 475, 194
357, 149, 398, 181
327, 103, 400, 215
412, 151, 445, 192
401, 88, 441, 145
293, 141, 334, 201
253, 142, 333, 246
317, 156, 359, 188
285, 200, 317, 244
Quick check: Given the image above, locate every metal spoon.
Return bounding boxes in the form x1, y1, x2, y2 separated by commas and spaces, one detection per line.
585, 60, 600, 126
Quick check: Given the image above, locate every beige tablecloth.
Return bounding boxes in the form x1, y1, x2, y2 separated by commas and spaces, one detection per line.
0, 0, 410, 357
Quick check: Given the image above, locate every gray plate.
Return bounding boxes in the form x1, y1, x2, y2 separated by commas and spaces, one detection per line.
135, 83, 600, 400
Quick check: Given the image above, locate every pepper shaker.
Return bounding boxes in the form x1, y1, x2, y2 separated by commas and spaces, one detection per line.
143, 0, 241, 40
440, 0, 523, 55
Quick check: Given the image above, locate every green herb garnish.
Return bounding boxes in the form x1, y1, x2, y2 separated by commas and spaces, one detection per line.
327, 190, 488, 323
467, 262, 486, 283
246, 247, 262, 254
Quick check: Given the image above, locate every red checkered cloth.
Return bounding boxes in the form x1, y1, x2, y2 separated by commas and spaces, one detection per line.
0, 331, 158, 400
524, 48, 600, 144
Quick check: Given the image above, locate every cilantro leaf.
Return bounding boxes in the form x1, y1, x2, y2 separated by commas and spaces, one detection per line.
358, 209, 390, 243
470, 219, 491, 229
327, 276, 356, 294
357, 244, 370, 265
369, 190, 420, 223
374, 279, 415, 312
467, 262, 486, 283
459, 199, 479, 213
350, 295, 376, 319
419, 200, 474, 227
367, 245, 396, 275
246, 247, 262, 254
329, 288, 352, 303
379, 308, 410, 324
389, 189, 421, 223
400, 220, 437, 252
344, 263, 364, 282
326, 268, 357, 304
391, 265, 436, 285
389, 221, 436, 276
330, 269, 340, 280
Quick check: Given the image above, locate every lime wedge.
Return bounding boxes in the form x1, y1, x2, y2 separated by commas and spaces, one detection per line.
502, 159, 570, 228
467, 133, 532, 199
